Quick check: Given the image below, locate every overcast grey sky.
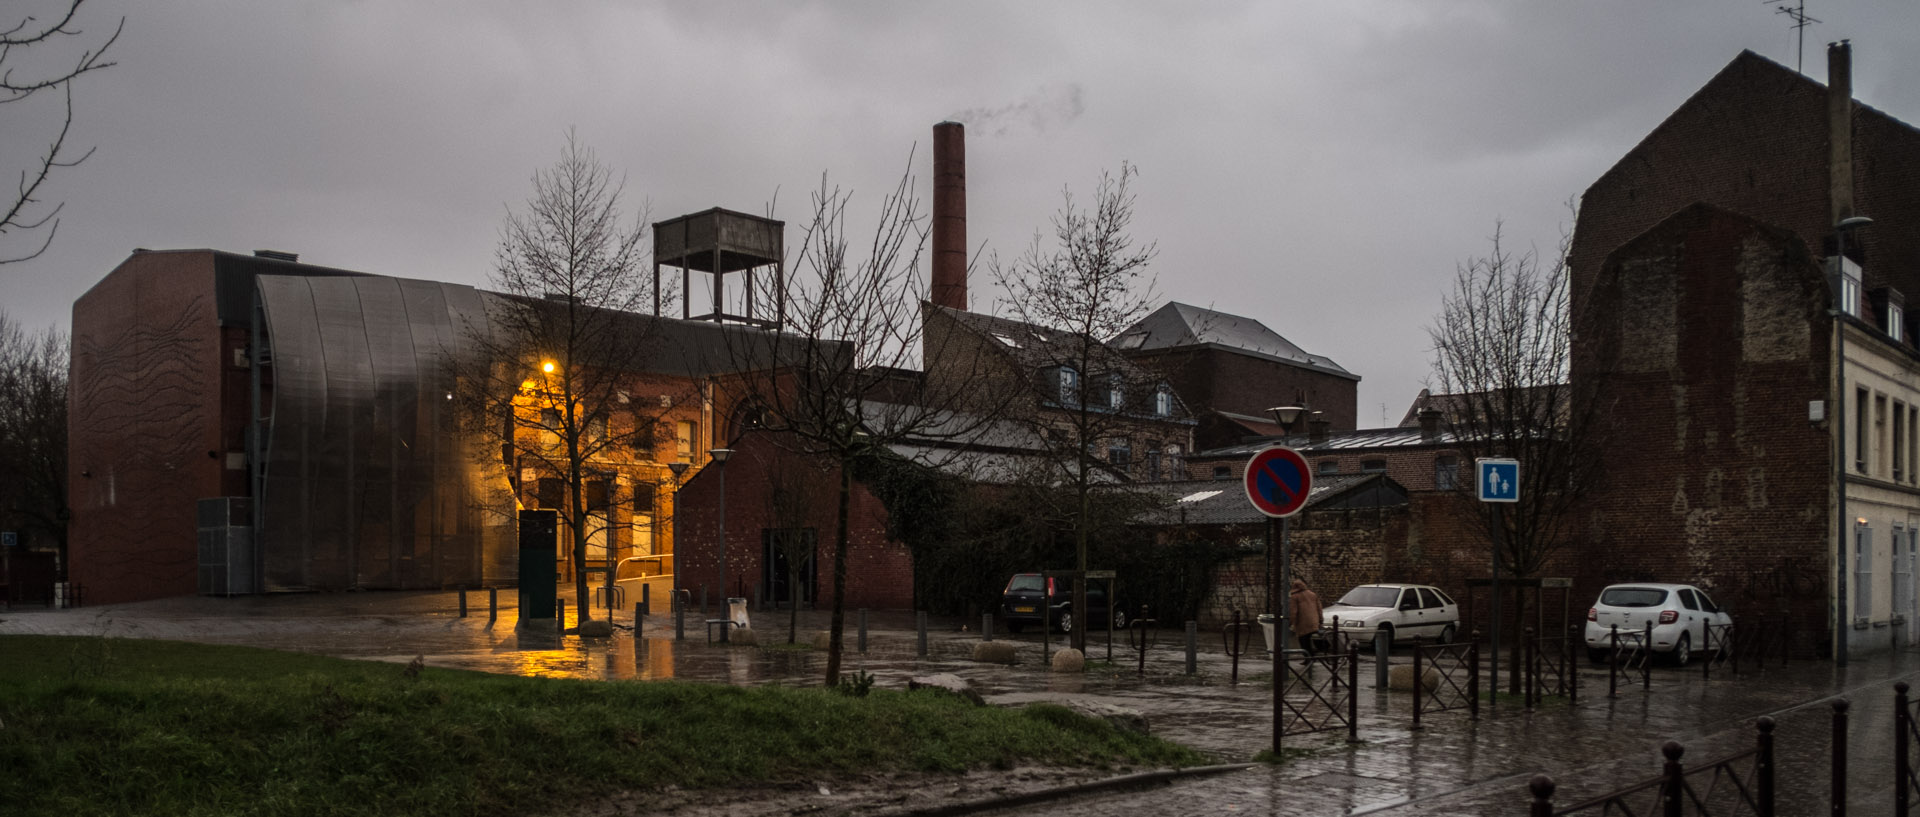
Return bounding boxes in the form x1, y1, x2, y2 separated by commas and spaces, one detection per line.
5, 1, 1917, 426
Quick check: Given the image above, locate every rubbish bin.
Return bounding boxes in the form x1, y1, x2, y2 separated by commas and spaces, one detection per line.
1258, 614, 1277, 655
727, 597, 750, 630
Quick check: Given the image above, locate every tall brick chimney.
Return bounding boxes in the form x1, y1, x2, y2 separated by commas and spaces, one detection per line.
932, 121, 967, 311
1828, 40, 1854, 229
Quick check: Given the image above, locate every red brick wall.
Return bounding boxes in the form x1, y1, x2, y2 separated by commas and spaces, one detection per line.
675, 432, 914, 611
69, 251, 231, 604
1129, 346, 1359, 433
1578, 205, 1833, 652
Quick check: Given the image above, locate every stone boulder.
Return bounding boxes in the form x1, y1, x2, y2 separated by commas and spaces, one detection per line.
972, 640, 1019, 664
1061, 700, 1149, 735
809, 630, 833, 650
571, 619, 614, 638
907, 673, 985, 706
1049, 648, 1085, 673
1388, 663, 1440, 692
728, 627, 758, 646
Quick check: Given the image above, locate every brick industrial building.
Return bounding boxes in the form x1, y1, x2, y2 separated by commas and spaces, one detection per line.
1570, 44, 1920, 659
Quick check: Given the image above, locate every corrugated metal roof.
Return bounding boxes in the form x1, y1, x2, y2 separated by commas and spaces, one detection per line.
1129, 473, 1405, 525
1193, 426, 1456, 459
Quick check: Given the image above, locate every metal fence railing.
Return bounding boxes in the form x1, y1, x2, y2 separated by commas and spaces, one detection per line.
1280, 643, 1358, 743
1413, 637, 1478, 728
1527, 718, 1776, 816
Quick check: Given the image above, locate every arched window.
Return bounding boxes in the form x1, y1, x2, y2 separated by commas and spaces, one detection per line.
1317, 459, 1339, 475
1435, 456, 1459, 490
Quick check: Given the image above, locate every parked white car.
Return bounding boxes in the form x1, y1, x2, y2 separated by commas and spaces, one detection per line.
1583, 583, 1732, 666
1322, 583, 1460, 646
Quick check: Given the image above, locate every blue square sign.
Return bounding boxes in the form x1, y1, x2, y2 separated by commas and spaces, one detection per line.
1477, 459, 1519, 503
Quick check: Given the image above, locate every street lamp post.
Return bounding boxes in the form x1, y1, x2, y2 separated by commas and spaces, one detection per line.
1832, 215, 1872, 667
667, 461, 689, 608
1265, 405, 1305, 758
711, 448, 734, 606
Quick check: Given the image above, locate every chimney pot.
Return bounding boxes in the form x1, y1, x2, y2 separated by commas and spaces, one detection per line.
1418, 409, 1443, 442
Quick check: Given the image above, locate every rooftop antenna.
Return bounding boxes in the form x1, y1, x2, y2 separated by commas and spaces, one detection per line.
1770, 0, 1821, 74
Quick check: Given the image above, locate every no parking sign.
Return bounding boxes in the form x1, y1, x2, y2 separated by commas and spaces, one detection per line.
1244, 446, 1312, 518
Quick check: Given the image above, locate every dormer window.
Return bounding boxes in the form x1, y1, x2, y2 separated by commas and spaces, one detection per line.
1872, 286, 1907, 343
1154, 387, 1172, 417
1058, 367, 1079, 404
1833, 257, 1863, 317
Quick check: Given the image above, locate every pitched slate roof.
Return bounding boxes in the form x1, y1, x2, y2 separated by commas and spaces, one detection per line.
1111, 302, 1356, 380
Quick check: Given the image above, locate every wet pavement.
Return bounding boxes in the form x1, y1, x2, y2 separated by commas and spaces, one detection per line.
4, 589, 1916, 815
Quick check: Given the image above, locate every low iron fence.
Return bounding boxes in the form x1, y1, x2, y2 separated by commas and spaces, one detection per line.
1525, 625, 1578, 707
1280, 643, 1359, 743
1412, 637, 1478, 727
1528, 718, 1775, 816
1899, 681, 1920, 817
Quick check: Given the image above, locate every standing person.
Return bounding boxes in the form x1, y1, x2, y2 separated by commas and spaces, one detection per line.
1290, 579, 1323, 657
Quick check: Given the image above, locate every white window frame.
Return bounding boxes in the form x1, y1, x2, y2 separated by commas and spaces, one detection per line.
1856, 522, 1873, 621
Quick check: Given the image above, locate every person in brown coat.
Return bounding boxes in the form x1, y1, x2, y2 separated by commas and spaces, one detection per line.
1289, 579, 1324, 656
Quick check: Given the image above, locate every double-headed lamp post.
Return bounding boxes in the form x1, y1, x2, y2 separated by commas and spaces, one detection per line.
1832, 215, 1872, 667
710, 448, 734, 605
667, 461, 689, 604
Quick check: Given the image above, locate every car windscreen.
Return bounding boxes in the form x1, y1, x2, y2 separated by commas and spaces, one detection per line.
1335, 587, 1400, 608
1007, 575, 1044, 593
1599, 587, 1668, 608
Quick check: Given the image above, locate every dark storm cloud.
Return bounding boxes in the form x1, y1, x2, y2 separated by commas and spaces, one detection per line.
4, 1, 1917, 420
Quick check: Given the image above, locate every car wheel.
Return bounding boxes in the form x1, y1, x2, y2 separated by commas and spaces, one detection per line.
1112, 610, 1127, 630
1058, 611, 1074, 634
1670, 632, 1692, 667
1587, 647, 1611, 664
1438, 624, 1457, 644
1005, 621, 1022, 634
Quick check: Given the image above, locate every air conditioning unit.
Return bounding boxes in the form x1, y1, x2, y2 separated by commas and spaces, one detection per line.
197, 497, 255, 596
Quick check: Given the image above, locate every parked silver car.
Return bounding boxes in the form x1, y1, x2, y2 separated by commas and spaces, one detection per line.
1322, 583, 1460, 645
1583, 583, 1732, 666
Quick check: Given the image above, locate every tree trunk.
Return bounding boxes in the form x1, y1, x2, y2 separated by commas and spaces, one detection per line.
825, 458, 852, 686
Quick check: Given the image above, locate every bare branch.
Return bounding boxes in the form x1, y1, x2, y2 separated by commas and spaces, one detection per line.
1, 1, 120, 263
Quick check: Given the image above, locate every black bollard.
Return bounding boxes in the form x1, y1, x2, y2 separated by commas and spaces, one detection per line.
917, 611, 928, 657
458, 588, 468, 618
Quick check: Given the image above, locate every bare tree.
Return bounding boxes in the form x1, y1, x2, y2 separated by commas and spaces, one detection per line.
1426, 220, 1609, 579
991, 162, 1166, 651
729, 158, 1013, 686
0, 313, 68, 566
453, 130, 678, 628
3, 1, 121, 263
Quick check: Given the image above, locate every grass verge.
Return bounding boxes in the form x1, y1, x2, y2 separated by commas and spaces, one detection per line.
0, 635, 1203, 816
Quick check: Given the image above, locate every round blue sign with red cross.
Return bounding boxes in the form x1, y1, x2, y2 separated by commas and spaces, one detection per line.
1244, 446, 1312, 518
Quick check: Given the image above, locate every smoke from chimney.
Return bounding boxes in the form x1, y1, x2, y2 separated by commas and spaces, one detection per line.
932, 121, 967, 311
